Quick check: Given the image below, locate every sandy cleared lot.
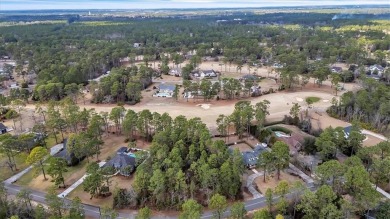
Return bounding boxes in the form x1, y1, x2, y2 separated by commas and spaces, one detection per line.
254, 170, 304, 194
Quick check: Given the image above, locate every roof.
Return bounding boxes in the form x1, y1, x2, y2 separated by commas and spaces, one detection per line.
202, 70, 215, 74
103, 153, 135, 170
158, 83, 176, 91
242, 146, 266, 167
370, 64, 384, 70
241, 74, 258, 80
331, 66, 342, 72
117, 147, 128, 154
54, 138, 71, 162
344, 126, 352, 138
0, 123, 6, 130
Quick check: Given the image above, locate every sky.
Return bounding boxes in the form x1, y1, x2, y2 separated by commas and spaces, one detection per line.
0, 0, 388, 10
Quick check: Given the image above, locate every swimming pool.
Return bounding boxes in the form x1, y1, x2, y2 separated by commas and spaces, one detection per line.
274, 131, 290, 138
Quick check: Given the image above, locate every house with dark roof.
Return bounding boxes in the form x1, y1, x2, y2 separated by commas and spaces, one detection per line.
240, 74, 259, 81
0, 123, 7, 134
54, 138, 84, 166
116, 147, 128, 154
103, 153, 136, 177
242, 146, 266, 169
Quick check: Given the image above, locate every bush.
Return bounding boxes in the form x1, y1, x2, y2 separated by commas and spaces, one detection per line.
21, 81, 28, 88
267, 126, 292, 134
305, 96, 321, 105
301, 137, 317, 155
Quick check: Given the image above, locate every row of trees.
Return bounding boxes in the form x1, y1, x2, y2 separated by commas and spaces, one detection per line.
328, 77, 390, 132
217, 100, 270, 139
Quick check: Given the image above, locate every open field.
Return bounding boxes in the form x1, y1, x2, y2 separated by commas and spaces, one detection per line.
254, 170, 304, 194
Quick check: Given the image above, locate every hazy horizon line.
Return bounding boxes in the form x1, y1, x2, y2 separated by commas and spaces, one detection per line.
1, 3, 389, 11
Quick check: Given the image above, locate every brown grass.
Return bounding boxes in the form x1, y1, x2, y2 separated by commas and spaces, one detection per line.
230, 143, 253, 152
254, 170, 304, 194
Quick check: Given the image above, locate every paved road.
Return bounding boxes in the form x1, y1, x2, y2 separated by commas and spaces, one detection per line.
3, 180, 316, 219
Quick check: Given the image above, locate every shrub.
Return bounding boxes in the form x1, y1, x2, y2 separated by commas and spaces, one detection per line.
267, 126, 292, 134
305, 96, 321, 105
301, 137, 317, 155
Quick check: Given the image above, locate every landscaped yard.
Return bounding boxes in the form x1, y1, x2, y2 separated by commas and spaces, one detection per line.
254, 170, 304, 194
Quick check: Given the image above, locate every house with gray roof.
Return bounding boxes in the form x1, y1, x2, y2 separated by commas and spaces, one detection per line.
242, 146, 266, 169
54, 138, 85, 166
103, 152, 136, 177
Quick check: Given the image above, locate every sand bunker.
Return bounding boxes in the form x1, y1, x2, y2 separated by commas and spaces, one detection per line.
296, 97, 304, 102
323, 99, 329, 103
197, 104, 211, 109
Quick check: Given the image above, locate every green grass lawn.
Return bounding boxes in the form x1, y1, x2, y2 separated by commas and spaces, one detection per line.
0, 152, 29, 181
305, 96, 321, 104
45, 133, 66, 148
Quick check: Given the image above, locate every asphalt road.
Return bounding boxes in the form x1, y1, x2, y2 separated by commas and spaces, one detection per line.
4, 181, 316, 219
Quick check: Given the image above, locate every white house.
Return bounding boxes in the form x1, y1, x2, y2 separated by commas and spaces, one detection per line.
153, 83, 176, 97
169, 68, 181, 77
133, 43, 143, 48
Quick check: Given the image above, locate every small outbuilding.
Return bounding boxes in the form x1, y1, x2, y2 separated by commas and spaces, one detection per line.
0, 123, 7, 134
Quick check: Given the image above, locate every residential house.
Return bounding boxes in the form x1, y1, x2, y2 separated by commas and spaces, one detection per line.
330, 66, 343, 73
133, 43, 143, 48
102, 149, 136, 177
369, 64, 385, 76
0, 123, 7, 134
273, 63, 283, 69
192, 69, 217, 78
201, 70, 217, 78
242, 145, 267, 169
169, 68, 182, 77
153, 83, 176, 97
54, 138, 85, 166
240, 74, 259, 81
277, 134, 304, 155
